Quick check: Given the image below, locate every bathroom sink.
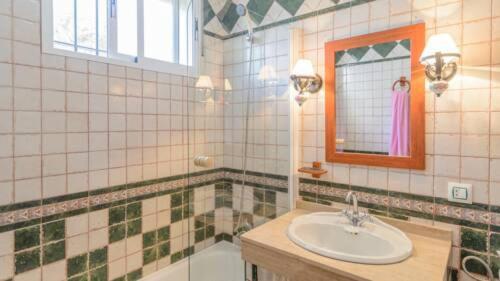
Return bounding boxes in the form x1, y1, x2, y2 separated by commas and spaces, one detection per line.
287, 212, 412, 264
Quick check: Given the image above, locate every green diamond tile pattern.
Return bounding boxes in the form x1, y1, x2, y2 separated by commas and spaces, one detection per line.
347, 46, 370, 61
400, 39, 411, 51
217, 1, 240, 33
203, 0, 364, 36
247, 0, 274, 25
276, 0, 304, 16
372, 41, 398, 58
335, 50, 346, 64
204, 0, 216, 25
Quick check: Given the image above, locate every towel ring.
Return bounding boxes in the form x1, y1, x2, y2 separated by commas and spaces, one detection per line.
392, 76, 411, 93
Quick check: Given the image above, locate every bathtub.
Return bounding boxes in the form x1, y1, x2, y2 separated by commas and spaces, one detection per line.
141, 241, 245, 281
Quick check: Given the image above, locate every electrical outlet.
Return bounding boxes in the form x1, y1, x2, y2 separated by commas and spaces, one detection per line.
448, 182, 472, 204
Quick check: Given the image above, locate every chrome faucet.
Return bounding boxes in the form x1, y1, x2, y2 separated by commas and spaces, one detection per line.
343, 191, 371, 227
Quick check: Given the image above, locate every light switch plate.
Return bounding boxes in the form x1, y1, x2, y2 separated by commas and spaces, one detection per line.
448, 182, 472, 204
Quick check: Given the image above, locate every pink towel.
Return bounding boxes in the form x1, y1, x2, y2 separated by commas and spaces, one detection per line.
389, 90, 410, 156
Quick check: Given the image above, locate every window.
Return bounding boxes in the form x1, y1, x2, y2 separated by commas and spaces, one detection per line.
42, 0, 199, 73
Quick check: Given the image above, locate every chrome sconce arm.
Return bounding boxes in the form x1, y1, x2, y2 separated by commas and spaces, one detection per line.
421, 52, 459, 82
290, 74, 323, 94
420, 34, 461, 97
289, 59, 323, 106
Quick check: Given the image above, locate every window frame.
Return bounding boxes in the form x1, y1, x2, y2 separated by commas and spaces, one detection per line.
41, 0, 200, 76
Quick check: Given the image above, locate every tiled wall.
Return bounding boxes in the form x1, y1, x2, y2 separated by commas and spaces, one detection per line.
335, 54, 411, 154
292, 0, 500, 279
203, 0, 369, 37
0, 0, 240, 280
0, 168, 289, 281
221, 27, 290, 176
0, 6, 225, 207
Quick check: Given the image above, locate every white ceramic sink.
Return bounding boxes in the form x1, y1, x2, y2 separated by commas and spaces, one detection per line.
287, 212, 413, 264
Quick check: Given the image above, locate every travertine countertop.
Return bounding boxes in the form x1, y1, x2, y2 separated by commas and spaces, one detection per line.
241, 201, 452, 281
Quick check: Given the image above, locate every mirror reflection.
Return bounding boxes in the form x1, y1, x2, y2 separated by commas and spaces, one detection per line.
334, 39, 412, 157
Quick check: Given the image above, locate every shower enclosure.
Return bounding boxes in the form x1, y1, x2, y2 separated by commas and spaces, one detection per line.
137, 1, 289, 280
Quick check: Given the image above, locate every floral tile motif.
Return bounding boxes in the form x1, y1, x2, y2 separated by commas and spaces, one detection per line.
298, 178, 497, 229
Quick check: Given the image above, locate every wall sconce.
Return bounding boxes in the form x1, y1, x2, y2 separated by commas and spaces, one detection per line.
290, 59, 322, 106
195, 75, 214, 90
195, 75, 214, 102
419, 34, 461, 97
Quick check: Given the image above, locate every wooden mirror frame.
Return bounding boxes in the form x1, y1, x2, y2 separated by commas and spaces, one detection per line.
325, 23, 426, 169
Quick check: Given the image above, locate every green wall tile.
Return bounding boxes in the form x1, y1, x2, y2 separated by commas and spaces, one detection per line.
372, 41, 397, 58
400, 39, 411, 51
90, 265, 107, 281
219, 2, 239, 33
109, 224, 126, 243
461, 227, 487, 252
183, 190, 193, 204
183, 246, 194, 257
247, 0, 273, 24
215, 197, 224, 208
109, 206, 126, 225
203, 0, 215, 25
143, 247, 157, 265
158, 241, 170, 258
67, 253, 88, 277
127, 269, 142, 281
265, 204, 276, 219
42, 241, 65, 265
42, 220, 65, 244
126, 203, 142, 220
195, 228, 205, 243
127, 219, 142, 237
171, 251, 183, 263
276, 0, 304, 16
347, 46, 370, 61
143, 231, 157, 248
171, 207, 183, 223
206, 225, 215, 238
89, 247, 107, 269
15, 248, 41, 274
490, 232, 500, 254
157, 226, 170, 242
253, 203, 265, 217
15, 226, 40, 251
195, 215, 205, 229
265, 191, 276, 204
171, 193, 183, 208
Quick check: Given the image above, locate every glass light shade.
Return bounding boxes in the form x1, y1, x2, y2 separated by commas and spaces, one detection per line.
291, 59, 316, 77
258, 65, 277, 81
224, 79, 232, 91
420, 34, 460, 65
195, 75, 214, 90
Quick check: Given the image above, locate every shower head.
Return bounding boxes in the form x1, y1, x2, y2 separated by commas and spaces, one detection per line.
235, 4, 253, 41
236, 3, 247, 16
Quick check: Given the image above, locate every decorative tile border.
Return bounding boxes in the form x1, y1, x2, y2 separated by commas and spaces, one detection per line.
335, 39, 411, 66
298, 178, 497, 230
203, 0, 376, 40
0, 169, 288, 233
1, 170, 288, 280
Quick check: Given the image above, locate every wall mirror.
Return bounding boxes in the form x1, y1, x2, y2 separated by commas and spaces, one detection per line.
325, 23, 425, 169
